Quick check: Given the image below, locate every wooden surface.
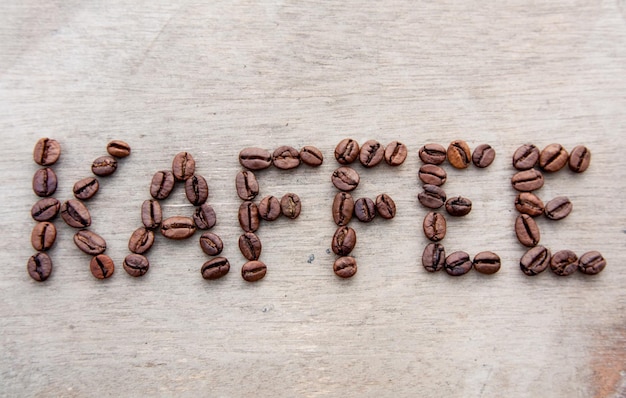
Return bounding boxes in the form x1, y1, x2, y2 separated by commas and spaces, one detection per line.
1, 1, 625, 397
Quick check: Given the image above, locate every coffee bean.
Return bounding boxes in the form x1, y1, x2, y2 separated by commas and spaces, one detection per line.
241, 260, 267, 282
444, 251, 472, 276
123, 253, 150, 277
60, 199, 91, 228
141, 199, 162, 229
445, 196, 472, 217
185, 174, 209, 205
73, 177, 99, 200
258, 195, 281, 221
273, 145, 300, 169
472, 144, 496, 168
520, 245, 551, 276
161, 216, 196, 239
514, 192, 545, 217
512, 144, 539, 170
515, 214, 540, 247
238, 201, 260, 232
31, 197, 60, 221
27, 252, 53, 281
128, 227, 155, 254
473, 251, 501, 274
200, 232, 224, 256
447, 140, 471, 169
150, 170, 175, 200
33, 138, 61, 166
171, 151, 195, 180
91, 155, 118, 177
423, 212, 446, 242
354, 197, 376, 222
418, 164, 447, 186
332, 226, 357, 256
333, 256, 357, 278
511, 169, 544, 192
201, 257, 230, 280
90, 254, 114, 279
238, 232, 262, 260
235, 170, 259, 201
31, 222, 56, 251
331, 166, 360, 191
334, 138, 360, 164
550, 250, 578, 276
33, 167, 57, 197
239, 147, 272, 170
418, 184, 446, 209
544, 196, 572, 220
280, 193, 301, 219
568, 145, 591, 173
106, 140, 131, 158
375, 193, 396, 219
359, 140, 385, 167
193, 203, 217, 230
539, 143, 568, 172
422, 243, 445, 272
332, 192, 354, 226
73, 229, 106, 255
299, 146, 324, 167
384, 141, 408, 166
419, 143, 447, 165
578, 251, 606, 275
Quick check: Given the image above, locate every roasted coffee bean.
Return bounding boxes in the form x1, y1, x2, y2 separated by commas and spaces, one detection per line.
235, 170, 259, 201
201, 257, 230, 280
444, 251, 472, 276
473, 251, 501, 274
520, 245, 551, 276
128, 227, 155, 254
239, 147, 272, 170
31, 197, 60, 221
238, 232, 262, 261
447, 140, 471, 169
31, 222, 56, 251
150, 170, 175, 200
33, 167, 57, 197
334, 138, 360, 164
418, 164, 447, 186
375, 193, 396, 219
419, 143, 447, 165
73, 229, 106, 255
280, 193, 301, 219
423, 212, 446, 242
241, 260, 267, 282
333, 256, 357, 278
512, 144, 539, 170
60, 199, 91, 228
384, 141, 408, 166
273, 145, 300, 169
445, 196, 472, 217
299, 146, 324, 167
422, 243, 445, 272
238, 201, 260, 232
123, 253, 150, 277
515, 214, 540, 247
33, 138, 61, 166
171, 151, 195, 180
332, 192, 354, 226
193, 203, 217, 230
472, 144, 496, 168
91, 155, 118, 177
511, 169, 544, 192
331, 166, 360, 191
90, 254, 114, 279
515, 192, 545, 217
258, 195, 281, 221
578, 251, 606, 275
550, 250, 578, 276
27, 252, 53, 281
354, 197, 376, 222
106, 140, 131, 158
141, 199, 162, 229
359, 140, 384, 167
568, 145, 591, 173
185, 174, 209, 205
161, 216, 196, 239
331, 226, 357, 256
544, 196, 572, 220
539, 143, 568, 172
200, 232, 224, 256
418, 184, 446, 209
73, 177, 99, 200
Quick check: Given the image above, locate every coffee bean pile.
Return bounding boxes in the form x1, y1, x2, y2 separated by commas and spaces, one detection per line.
331, 139, 406, 278
512, 144, 606, 276
419, 141, 501, 276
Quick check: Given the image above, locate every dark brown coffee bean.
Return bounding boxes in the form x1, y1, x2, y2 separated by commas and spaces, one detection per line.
73, 177, 99, 200
544, 196, 572, 220
239, 147, 272, 170
200, 232, 224, 256
520, 245, 551, 276
185, 174, 209, 205
241, 260, 267, 282
472, 144, 496, 168
423, 212, 446, 242
106, 140, 131, 158
238, 232, 262, 261
73, 229, 106, 255
445, 196, 472, 217
31, 197, 60, 221
515, 214, 540, 247
332, 192, 354, 226
354, 197, 376, 222
299, 146, 324, 167
515, 192, 544, 217
578, 251, 606, 275
273, 145, 300, 169
568, 145, 591, 173
419, 143, 447, 165
150, 170, 175, 200
422, 243, 445, 272
444, 251, 472, 276
90, 254, 114, 279
123, 253, 150, 277
193, 203, 217, 230
511, 169, 544, 192
141, 199, 162, 229
91, 155, 118, 177
27, 252, 53, 281
447, 140, 471, 169
161, 216, 196, 239
550, 250, 578, 276
384, 141, 408, 166
331, 166, 360, 191
128, 227, 155, 254
359, 140, 384, 167
33, 167, 57, 197
31, 222, 56, 251
333, 256, 357, 278
539, 143, 568, 172
33, 138, 61, 166
201, 257, 230, 280
334, 138, 360, 164
375, 193, 396, 219
235, 171, 259, 201
332, 226, 357, 256
512, 144, 539, 170
473, 251, 501, 274
418, 184, 446, 209
418, 164, 447, 186
238, 201, 259, 232
258, 195, 281, 221
60, 199, 91, 228
171, 151, 195, 180
280, 193, 301, 219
